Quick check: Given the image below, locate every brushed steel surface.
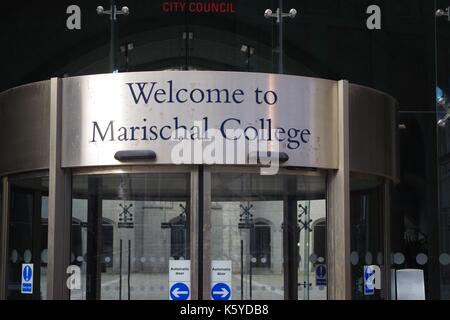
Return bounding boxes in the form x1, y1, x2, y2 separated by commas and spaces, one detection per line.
0, 81, 50, 176
349, 84, 398, 182
61, 71, 339, 169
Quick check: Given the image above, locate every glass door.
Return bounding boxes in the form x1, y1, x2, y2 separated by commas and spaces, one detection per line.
67, 167, 326, 300
6, 174, 48, 300
435, 0, 450, 300
210, 169, 327, 300
70, 171, 190, 300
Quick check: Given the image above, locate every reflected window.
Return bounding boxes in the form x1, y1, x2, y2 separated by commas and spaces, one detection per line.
170, 213, 188, 260
251, 221, 271, 269
312, 219, 326, 264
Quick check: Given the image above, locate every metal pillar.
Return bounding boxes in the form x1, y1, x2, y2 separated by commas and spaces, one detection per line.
47, 78, 72, 300
0, 177, 9, 299
189, 167, 210, 300
326, 80, 351, 300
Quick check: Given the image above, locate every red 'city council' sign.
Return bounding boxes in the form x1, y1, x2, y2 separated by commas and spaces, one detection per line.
162, 0, 236, 14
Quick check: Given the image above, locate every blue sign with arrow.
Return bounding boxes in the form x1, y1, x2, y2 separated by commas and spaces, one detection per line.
211, 282, 231, 300
170, 282, 190, 300
21, 264, 33, 294
315, 264, 327, 286
364, 266, 376, 296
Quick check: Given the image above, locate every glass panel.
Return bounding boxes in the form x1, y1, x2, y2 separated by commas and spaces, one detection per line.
0, 0, 276, 92
211, 171, 326, 300
0, 179, 2, 246
350, 175, 385, 300
436, 0, 450, 300
6, 176, 48, 300
297, 199, 327, 300
70, 172, 190, 300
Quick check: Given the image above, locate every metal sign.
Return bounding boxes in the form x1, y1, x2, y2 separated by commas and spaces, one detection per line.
21, 264, 33, 294
211, 260, 232, 300
169, 260, 190, 300
170, 282, 190, 300
61, 71, 339, 169
315, 264, 327, 286
211, 282, 231, 300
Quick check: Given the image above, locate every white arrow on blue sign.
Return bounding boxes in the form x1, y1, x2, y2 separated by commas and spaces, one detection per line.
21, 264, 33, 294
211, 282, 231, 300
364, 265, 376, 296
170, 282, 190, 300
315, 264, 327, 286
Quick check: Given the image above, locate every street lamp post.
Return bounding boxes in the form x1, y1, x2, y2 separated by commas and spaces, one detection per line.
436, 7, 450, 21
264, 0, 297, 74
97, 1, 130, 73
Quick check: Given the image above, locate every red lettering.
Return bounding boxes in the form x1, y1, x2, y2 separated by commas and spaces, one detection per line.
162, 2, 170, 12
168, 1, 236, 14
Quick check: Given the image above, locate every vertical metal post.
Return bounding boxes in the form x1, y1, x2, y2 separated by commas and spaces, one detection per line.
198, 166, 204, 300
278, 0, 284, 74
202, 167, 212, 300
86, 177, 102, 300
383, 181, 392, 300
246, 49, 251, 72
110, 0, 117, 72
184, 2, 190, 71
303, 201, 311, 300
32, 191, 42, 299
283, 195, 299, 300
124, 45, 130, 72
127, 239, 131, 300
326, 80, 351, 300
265, 1, 296, 74
97, 1, 129, 72
240, 239, 244, 300
189, 166, 210, 300
189, 169, 199, 299
201, 167, 211, 299
119, 239, 122, 300
249, 227, 253, 300
0, 177, 9, 299
47, 77, 71, 300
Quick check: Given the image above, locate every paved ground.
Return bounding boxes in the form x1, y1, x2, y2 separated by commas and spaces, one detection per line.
66, 272, 326, 300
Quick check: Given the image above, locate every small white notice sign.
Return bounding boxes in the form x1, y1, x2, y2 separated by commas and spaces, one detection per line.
169, 260, 190, 300
211, 260, 232, 300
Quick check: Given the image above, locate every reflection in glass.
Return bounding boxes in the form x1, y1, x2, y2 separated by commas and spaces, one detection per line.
70, 173, 190, 300
297, 200, 327, 300
350, 175, 385, 300
211, 171, 326, 300
6, 176, 48, 300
